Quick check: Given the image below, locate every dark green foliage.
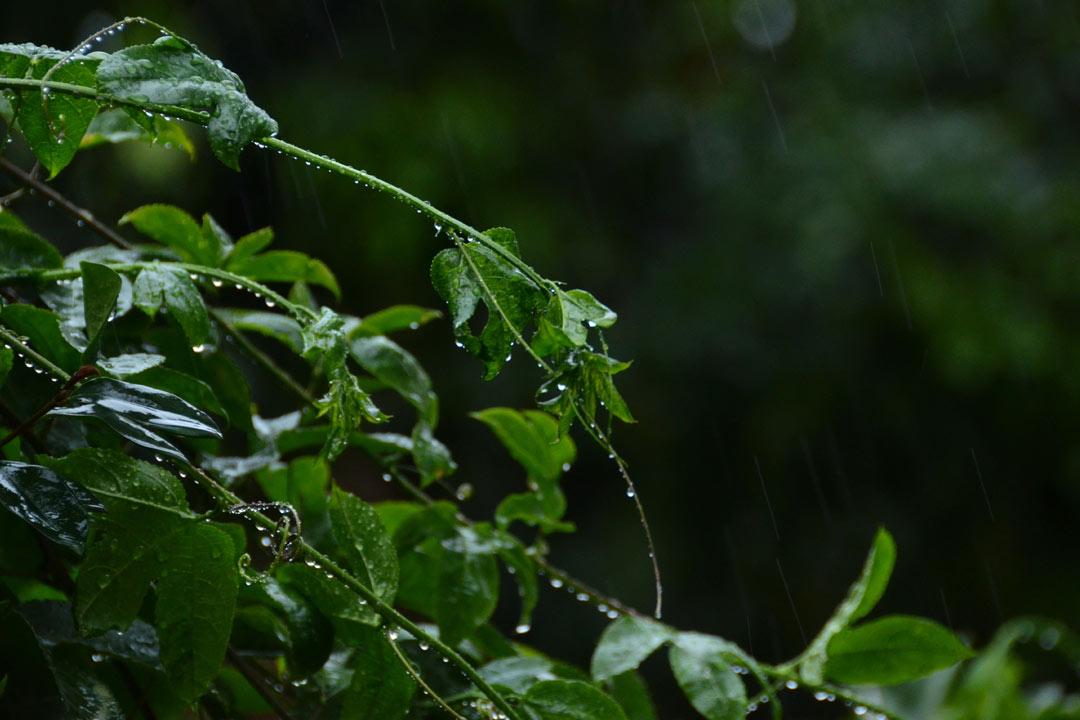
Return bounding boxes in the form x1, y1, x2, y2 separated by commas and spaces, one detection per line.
0, 17, 1014, 720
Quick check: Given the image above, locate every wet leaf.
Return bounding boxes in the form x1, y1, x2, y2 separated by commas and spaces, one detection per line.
329, 486, 399, 605
132, 265, 211, 347
824, 615, 974, 685
668, 633, 747, 720
524, 679, 629, 720
0, 461, 102, 554
227, 250, 340, 298
340, 626, 416, 720
97, 37, 277, 169
0, 225, 62, 280
48, 378, 221, 463
591, 616, 674, 681
79, 262, 121, 346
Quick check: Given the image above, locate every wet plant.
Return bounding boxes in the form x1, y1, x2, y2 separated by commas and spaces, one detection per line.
0, 17, 1058, 720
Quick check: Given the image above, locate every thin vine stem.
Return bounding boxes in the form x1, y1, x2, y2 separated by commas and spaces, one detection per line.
386, 636, 469, 720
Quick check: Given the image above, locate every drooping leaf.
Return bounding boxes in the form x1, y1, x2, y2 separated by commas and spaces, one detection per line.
18, 601, 162, 669
799, 528, 897, 684
79, 262, 121, 346
430, 228, 547, 380
48, 377, 221, 463
668, 633, 747, 720
329, 486, 399, 605
591, 616, 674, 681
523, 679, 629, 720
824, 615, 974, 685
96, 36, 278, 169
0, 462, 102, 554
339, 626, 416, 720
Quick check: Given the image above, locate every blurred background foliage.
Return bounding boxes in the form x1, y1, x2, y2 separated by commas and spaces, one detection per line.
3, 0, 1080, 715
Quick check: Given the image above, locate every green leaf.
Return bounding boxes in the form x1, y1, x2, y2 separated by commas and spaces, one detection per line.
436, 525, 501, 646
80, 262, 121, 345
97, 353, 165, 377
227, 250, 340, 298
127, 366, 228, 420
591, 616, 674, 681
329, 486, 399, 605
799, 528, 897, 684
349, 305, 442, 337
608, 672, 658, 720
227, 227, 274, 264
430, 229, 546, 380
155, 522, 238, 704
97, 37, 278, 169
0, 304, 80, 371
471, 408, 572, 484
216, 308, 302, 352
0, 225, 62, 279
242, 578, 332, 676
17, 601, 162, 668
524, 679, 629, 720
132, 265, 211, 347
538, 288, 617, 352
350, 335, 437, 425
48, 377, 221, 463
17, 57, 99, 178
121, 205, 219, 266
824, 615, 974, 685
495, 535, 539, 634
479, 656, 558, 693
278, 564, 380, 636
80, 108, 196, 159
0, 461, 102, 554
340, 627, 416, 720
45, 448, 191, 519
668, 633, 747, 720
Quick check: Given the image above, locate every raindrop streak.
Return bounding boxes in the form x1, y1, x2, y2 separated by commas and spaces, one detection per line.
906, 37, 935, 113
690, 2, 723, 87
970, 448, 995, 521
799, 437, 833, 526
321, 0, 344, 59
945, 10, 971, 78
754, 456, 781, 541
775, 558, 807, 645
761, 79, 789, 154
868, 240, 885, 298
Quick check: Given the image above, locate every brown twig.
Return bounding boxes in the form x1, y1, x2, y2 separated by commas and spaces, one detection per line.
0, 365, 99, 448
0, 157, 133, 249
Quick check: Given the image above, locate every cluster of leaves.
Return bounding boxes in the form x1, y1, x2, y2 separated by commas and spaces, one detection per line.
0, 17, 1056, 720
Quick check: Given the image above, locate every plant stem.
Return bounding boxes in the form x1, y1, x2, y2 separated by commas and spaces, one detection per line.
226, 648, 294, 720
386, 637, 469, 720
0, 157, 134, 249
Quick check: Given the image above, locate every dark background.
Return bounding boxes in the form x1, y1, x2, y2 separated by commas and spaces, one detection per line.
4, 0, 1080, 714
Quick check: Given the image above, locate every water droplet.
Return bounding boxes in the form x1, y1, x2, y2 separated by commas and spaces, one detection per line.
153, 454, 163, 463
418, 641, 429, 651
382, 472, 392, 483
192, 344, 205, 353
265, 299, 276, 308
90, 653, 105, 663
625, 488, 635, 498
211, 279, 223, 288
515, 623, 531, 635
549, 578, 564, 589
260, 535, 273, 547
814, 691, 829, 702
189, 273, 199, 281
606, 609, 619, 619
388, 628, 399, 640
562, 462, 571, 472
784, 680, 798, 690
575, 592, 589, 602
855, 708, 868, 717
